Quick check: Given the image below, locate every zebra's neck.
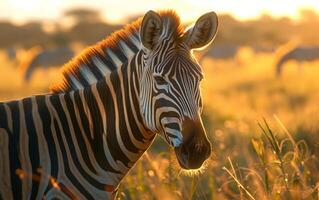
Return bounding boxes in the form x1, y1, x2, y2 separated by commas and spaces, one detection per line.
81, 50, 155, 186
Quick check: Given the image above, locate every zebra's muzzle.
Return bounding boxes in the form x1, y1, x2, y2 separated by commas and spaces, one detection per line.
174, 118, 211, 169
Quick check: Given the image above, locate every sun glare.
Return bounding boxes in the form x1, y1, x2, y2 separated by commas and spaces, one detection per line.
1, 0, 319, 24
14, 0, 34, 11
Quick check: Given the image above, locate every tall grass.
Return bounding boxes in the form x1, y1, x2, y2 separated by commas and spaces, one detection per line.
0, 48, 319, 199
116, 117, 319, 200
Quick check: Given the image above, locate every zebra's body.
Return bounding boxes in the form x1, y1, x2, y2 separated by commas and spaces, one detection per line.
19, 46, 75, 82
276, 46, 319, 76
0, 10, 218, 199
0, 52, 154, 199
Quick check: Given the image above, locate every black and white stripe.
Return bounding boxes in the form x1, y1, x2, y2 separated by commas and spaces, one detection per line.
0, 52, 154, 199
0, 10, 218, 199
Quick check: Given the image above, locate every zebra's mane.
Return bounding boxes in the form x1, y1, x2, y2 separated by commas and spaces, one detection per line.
50, 10, 184, 93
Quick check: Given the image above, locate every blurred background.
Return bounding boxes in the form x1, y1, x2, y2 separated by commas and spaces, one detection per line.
1, 0, 319, 199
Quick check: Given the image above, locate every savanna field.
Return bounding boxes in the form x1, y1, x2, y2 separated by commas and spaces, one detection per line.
0, 46, 318, 199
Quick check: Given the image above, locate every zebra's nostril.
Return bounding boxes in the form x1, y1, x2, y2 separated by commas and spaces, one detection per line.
176, 141, 211, 169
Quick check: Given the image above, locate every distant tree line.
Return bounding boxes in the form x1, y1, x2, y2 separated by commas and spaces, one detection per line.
215, 9, 319, 47
0, 8, 318, 49
0, 8, 122, 48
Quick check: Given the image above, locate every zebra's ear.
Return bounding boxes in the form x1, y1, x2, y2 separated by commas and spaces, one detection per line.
183, 12, 218, 50
140, 10, 163, 50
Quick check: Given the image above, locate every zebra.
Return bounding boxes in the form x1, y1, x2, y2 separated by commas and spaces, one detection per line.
275, 45, 319, 76
6, 47, 17, 60
0, 10, 218, 199
196, 43, 238, 64
18, 46, 74, 81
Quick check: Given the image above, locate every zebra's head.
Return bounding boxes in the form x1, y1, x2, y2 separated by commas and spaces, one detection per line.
139, 10, 218, 169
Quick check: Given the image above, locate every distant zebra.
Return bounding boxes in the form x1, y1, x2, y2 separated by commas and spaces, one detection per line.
195, 43, 238, 64
19, 46, 74, 81
275, 45, 319, 76
6, 47, 17, 60
0, 10, 218, 199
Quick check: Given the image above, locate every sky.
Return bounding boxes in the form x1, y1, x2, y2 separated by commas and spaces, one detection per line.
0, 0, 319, 24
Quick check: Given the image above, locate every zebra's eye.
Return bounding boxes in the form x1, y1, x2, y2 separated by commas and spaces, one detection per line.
154, 75, 167, 85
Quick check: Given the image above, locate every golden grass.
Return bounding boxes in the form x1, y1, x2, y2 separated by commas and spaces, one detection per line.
0, 47, 318, 199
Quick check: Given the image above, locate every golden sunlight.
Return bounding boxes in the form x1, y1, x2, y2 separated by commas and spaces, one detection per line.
1, 0, 319, 24
1, 1, 319, 199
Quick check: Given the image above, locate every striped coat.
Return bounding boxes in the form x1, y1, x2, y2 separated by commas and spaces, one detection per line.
0, 10, 218, 199
0, 60, 153, 199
